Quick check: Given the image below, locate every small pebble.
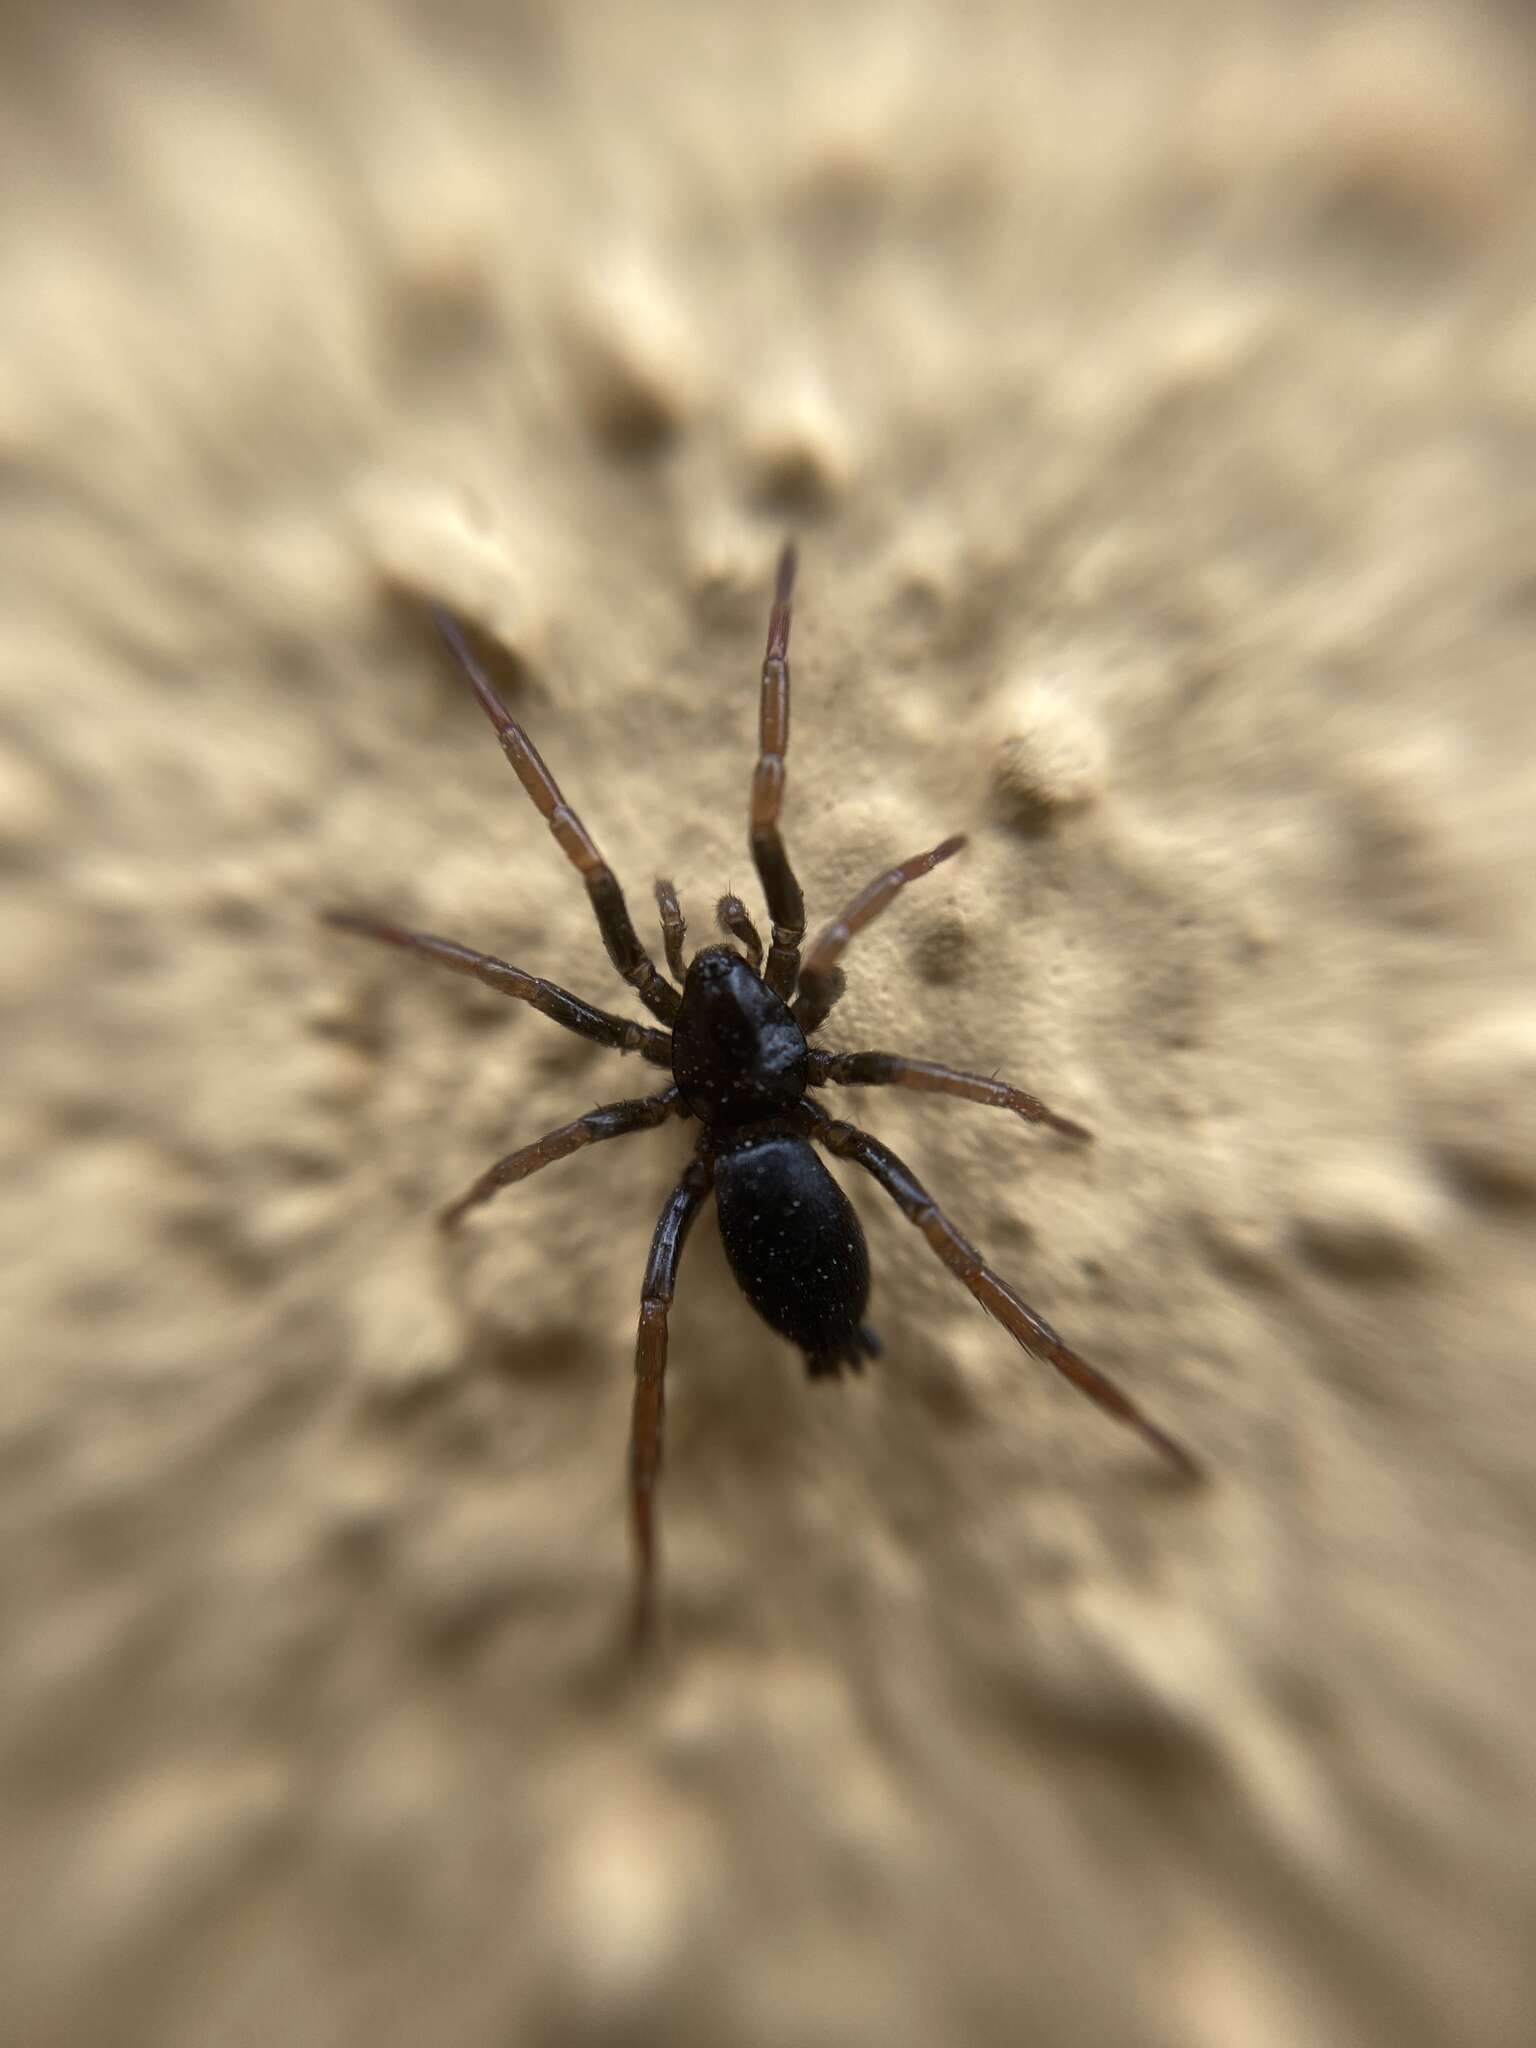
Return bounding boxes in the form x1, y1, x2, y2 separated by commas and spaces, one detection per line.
1289, 1151, 1444, 1276
743, 381, 852, 510
1413, 1011, 1536, 1201
562, 268, 694, 453
345, 1233, 466, 1404
988, 677, 1108, 830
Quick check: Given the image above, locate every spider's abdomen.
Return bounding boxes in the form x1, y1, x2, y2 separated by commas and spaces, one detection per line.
672, 944, 808, 1124
714, 1132, 872, 1373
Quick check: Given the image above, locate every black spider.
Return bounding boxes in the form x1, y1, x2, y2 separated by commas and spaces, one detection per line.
325, 546, 1197, 1642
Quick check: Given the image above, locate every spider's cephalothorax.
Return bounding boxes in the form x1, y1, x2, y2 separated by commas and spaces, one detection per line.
325, 544, 1199, 1644
671, 944, 807, 1123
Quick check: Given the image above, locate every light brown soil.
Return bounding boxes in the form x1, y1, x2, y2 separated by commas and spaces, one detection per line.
4, 4, 1536, 2045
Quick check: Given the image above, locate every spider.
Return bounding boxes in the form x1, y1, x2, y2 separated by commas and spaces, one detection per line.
325, 545, 1198, 1643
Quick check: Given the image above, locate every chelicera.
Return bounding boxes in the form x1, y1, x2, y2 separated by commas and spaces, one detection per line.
326, 546, 1197, 1642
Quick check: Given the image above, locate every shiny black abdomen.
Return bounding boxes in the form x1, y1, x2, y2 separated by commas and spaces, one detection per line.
714, 1132, 870, 1361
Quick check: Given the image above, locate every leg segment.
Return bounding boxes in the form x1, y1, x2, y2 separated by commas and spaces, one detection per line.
439, 1087, 685, 1230
809, 1047, 1091, 1142
432, 607, 679, 1025
715, 893, 765, 970
654, 879, 688, 984
793, 836, 967, 1034
749, 544, 807, 1001
629, 1153, 714, 1647
798, 1103, 1198, 1477
321, 911, 673, 1066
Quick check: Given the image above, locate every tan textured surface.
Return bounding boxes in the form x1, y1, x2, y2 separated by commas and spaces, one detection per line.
5, 4, 1536, 2045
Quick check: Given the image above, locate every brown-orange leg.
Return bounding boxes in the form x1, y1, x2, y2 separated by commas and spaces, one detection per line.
321, 911, 674, 1066
749, 544, 806, 1001
630, 1152, 714, 1647
809, 1048, 1092, 1142
715, 893, 765, 970
793, 835, 967, 1034
654, 879, 688, 984
440, 1086, 686, 1230
797, 1102, 1199, 1478
433, 608, 679, 1026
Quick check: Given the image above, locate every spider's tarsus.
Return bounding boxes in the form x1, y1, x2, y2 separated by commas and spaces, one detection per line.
764, 543, 798, 668
931, 833, 968, 865
429, 602, 468, 657
1031, 1109, 1094, 1144
628, 1586, 659, 1658
774, 539, 797, 606
432, 605, 518, 733
1145, 1423, 1205, 1485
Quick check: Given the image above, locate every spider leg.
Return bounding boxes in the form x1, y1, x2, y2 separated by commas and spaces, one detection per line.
808, 1048, 1091, 1142
796, 1101, 1199, 1478
629, 1152, 714, 1648
439, 1086, 686, 1229
715, 893, 765, 969
793, 835, 967, 1034
321, 912, 674, 1065
432, 607, 680, 1026
654, 879, 688, 984
750, 543, 807, 1001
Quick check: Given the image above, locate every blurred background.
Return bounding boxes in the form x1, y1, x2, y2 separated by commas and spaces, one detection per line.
4, 2, 1536, 2044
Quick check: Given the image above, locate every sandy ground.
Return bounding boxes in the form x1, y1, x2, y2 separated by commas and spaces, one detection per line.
4, 2, 1536, 2044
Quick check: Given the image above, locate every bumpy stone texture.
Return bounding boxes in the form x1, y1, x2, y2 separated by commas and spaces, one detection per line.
4, 4, 1535, 2045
